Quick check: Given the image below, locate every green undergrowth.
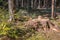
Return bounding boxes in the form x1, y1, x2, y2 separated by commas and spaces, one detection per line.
0, 8, 60, 40
0, 21, 46, 40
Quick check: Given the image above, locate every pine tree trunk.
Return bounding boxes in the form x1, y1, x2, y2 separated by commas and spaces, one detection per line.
34, 0, 37, 9
8, 0, 14, 22
27, 0, 31, 11
16, 0, 19, 9
51, 0, 55, 18
31, 0, 33, 8
21, 0, 24, 7
37, 0, 40, 9
43, 0, 45, 8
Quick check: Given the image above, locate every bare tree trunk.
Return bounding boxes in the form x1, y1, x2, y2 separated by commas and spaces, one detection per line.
21, 0, 24, 7
8, 0, 14, 22
27, 0, 31, 11
43, 0, 45, 8
16, 0, 19, 9
51, 0, 55, 18
27, 0, 29, 9
37, 0, 40, 9
34, 0, 37, 9
31, 0, 33, 8
43, 0, 48, 8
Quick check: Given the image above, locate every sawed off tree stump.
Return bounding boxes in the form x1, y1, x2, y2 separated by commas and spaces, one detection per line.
24, 16, 60, 32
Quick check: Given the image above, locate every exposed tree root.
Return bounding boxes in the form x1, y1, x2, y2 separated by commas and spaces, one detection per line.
24, 16, 60, 32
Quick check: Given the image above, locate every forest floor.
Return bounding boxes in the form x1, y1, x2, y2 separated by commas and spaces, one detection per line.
0, 8, 60, 40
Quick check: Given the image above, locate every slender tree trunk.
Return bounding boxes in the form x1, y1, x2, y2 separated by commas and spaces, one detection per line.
43, 0, 45, 8
37, 0, 40, 9
40, 0, 42, 8
34, 0, 37, 9
43, 0, 48, 8
16, 0, 19, 9
27, 0, 29, 10
27, 0, 31, 10
21, 0, 24, 7
51, 0, 55, 18
8, 0, 14, 22
39, 0, 41, 8
31, 0, 33, 8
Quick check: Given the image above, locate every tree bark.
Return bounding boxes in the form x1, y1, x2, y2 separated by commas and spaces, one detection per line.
21, 0, 24, 7
31, 0, 33, 8
8, 0, 14, 22
27, 0, 31, 11
34, 0, 37, 9
51, 0, 55, 18
37, 0, 40, 9
16, 0, 19, 9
